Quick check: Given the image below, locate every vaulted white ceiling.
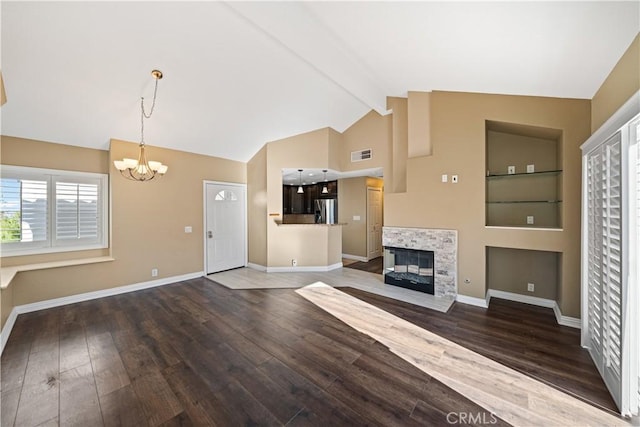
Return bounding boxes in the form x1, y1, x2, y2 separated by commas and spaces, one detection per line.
1, 1, 638, 162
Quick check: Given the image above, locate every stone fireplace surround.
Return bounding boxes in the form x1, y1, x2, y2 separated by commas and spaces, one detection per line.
382, 227, 457, 298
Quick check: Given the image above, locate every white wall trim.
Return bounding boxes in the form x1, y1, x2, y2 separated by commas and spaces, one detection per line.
553, 304, 582, 329
486, 289, 581, 329
342, 253, 368, 262
456, 294, 489, 308
0, 271, 203, 356
487, 289, 556, 308
247, 263, 267, 272
266, 262, 343, 273
0, 307, 19, 355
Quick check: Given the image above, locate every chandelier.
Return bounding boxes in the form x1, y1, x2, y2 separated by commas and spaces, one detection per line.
113, 70, 168, 181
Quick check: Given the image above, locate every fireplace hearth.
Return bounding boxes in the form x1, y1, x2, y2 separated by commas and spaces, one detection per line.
384, 247, 435, 294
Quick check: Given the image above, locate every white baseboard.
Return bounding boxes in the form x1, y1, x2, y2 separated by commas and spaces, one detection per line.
487, 289, 581, 329
266, 262, 343, 273
247, 263, 267, 272
553, 304, 581, 329
342, 254, 368, 262
0, 271, 203, 356
456, 294, 489, 308
0, 308, 19, 355
487, 289, 556, 308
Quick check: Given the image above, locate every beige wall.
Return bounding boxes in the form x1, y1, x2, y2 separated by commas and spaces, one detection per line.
1, 284, 12, 329
339, 176, 384, 259
340, 110, 393, 182
265, 128, 339, 267
258, 109, 395, 268
247, 145, 268, 266
408, 91, 431, 157
385, 91, 591, 317
591, 33, 639, 132
388, 97, 408, 193
487, 246, 559, 300
0, 137, 245, 328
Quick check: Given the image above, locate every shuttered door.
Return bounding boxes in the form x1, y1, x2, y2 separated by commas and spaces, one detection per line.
586, 132, 624, 408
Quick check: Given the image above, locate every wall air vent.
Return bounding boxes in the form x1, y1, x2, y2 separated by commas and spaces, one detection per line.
351, 148, 372, 162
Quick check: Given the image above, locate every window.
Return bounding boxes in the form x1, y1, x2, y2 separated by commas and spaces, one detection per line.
214, 190, 237, 201
0, 165, 108, 256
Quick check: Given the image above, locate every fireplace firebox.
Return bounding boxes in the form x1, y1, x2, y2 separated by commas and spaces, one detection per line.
383, 247, 435, 294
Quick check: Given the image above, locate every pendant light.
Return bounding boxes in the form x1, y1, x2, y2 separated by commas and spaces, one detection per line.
321, 169, 329, 194
297, 169, 304, 194
113, 70, 168, 181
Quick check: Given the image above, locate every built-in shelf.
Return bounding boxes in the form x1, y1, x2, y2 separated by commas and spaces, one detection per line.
485, 121, 563, 229
487, 170, 563, 179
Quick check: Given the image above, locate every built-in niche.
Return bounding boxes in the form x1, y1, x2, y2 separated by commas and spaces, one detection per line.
485, 121, 563, 229
486, 246, 561, 301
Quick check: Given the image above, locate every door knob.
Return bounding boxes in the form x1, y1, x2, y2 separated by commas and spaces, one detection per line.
207, 231, 213, 238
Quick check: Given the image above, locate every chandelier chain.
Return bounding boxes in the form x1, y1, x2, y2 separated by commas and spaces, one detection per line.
139, 76, 159, 145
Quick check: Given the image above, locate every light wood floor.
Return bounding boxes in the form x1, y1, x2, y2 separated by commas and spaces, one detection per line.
298, 282, 630, 426
207, 266, 454, 313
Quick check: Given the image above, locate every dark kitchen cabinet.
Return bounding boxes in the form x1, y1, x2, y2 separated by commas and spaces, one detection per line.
283, 181, 338, 214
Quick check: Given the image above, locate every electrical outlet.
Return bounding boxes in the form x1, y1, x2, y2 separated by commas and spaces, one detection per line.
526, 164, 535, 173
527, 215, 534, 225
452, 175, 458, 183
292, 259, 297, 267
441, 174, 448, 183
184, 226, 192, 233
527, 282, 535, 292
152, 268, 158, 277
353, 215, 360, 221
507, 166, 515, 174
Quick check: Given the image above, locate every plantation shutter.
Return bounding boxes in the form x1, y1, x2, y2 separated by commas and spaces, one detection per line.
54, 180, 100, 242
582, 104, 640, 417
585, 132, 625, 407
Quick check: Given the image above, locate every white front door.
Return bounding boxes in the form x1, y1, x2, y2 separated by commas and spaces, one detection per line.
367, 187, 383, 260
205, 182, 246, 274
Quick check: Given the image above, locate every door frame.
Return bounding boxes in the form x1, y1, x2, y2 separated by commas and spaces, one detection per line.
366, 186, 383, 261
203, 180, 248, 275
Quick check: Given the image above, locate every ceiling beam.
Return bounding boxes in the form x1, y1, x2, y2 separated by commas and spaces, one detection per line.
225, 2, 390, 116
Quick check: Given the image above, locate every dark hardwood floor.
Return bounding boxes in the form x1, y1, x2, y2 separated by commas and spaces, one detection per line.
1, 277, 618, 426
343, 256, 383, 274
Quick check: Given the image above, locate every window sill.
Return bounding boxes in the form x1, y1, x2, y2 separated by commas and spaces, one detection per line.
1, 256, 115, 290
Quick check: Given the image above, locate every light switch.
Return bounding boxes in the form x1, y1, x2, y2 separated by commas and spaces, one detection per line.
184, 226, 193, 233
441, 174, 448, 183
353, 215, 361, 221
452, 175, 458, 183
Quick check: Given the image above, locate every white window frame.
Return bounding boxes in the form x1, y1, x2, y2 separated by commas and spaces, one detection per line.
1, 165, 109, 257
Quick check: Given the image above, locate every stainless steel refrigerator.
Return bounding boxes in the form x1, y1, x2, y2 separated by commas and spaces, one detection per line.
314, 199, 337, 224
